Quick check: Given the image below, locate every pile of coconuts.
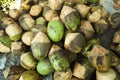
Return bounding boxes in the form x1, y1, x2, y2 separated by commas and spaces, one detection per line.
0, 0, 120, 80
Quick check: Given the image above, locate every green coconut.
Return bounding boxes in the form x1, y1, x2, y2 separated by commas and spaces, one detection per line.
60, 6, 80, 31
31, 31, 51, 61
37, 59, 54, 75
19, 70, 41, 80
49, 50, 70, 71
47, 20, 64, 42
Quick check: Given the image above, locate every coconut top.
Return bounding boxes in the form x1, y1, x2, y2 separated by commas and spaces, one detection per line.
31, 31, 51, 43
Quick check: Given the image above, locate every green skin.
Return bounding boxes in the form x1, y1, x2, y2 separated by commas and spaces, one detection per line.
31, 43, 51, 61
82, 39, 100, 57
20, 62, 32, 70
0, 36, 12, 48
81, 59, 95, 80
20, 70, 40, 80
37, 59, 54, 75
36, 18, 46, 26
64, 11, 80, 31
49, 51, 70, 71
20, 52, 37, 70
19, 16, 30, 30
85, 0, 98, 4
47, 20, 64, 42
10, 33, 22, 41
